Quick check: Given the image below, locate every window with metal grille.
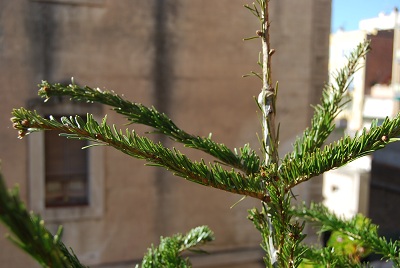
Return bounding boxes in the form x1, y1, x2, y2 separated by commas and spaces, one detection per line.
44, 117, 89, 207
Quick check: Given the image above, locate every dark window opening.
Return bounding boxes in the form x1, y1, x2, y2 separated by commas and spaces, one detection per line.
44, 115, 89, 207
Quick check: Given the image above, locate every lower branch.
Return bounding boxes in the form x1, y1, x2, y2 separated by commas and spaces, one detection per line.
11, 108, 269, 202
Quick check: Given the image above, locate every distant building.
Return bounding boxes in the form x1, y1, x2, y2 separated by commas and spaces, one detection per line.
0, 0, 331, 267
325, 9, 400, 240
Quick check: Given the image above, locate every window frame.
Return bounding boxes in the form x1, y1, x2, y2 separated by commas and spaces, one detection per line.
28, 99, 104, 221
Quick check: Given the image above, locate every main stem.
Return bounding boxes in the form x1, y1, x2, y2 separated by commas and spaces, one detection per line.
259, 1, 278, 165
258, 1, 280, 267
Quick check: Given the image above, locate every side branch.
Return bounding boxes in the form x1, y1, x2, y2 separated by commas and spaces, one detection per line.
0, 172, 87, 268
11, 108, 269, 202
292, 203, 400, 266
37, 81, 260, 175
138, 226, 215, 267
288, 41, 370, 160
280, 115, 400, 188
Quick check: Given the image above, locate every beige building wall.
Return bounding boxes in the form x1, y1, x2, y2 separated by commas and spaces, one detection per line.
0, 0, 331, 267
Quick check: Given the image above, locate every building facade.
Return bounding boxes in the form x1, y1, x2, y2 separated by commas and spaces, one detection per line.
325, 9, 400, 243
0, 0, 331, 267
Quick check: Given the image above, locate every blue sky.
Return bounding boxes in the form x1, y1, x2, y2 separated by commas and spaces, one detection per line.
332, 0, 399, 32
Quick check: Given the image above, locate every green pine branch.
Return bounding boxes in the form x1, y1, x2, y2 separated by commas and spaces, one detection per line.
36, 81, 260, 175
0, 170, 86, 268
250, 113, 400, 203
292, 202, 400, 266
289, 41, 370, 160
280, 115, 400, 189
11, 108, 269, 202
136, 226, 214, 268
300, 246, 370, 267
0, 168, 213, 268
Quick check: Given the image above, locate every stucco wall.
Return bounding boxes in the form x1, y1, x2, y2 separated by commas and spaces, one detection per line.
0, 0, 331, 266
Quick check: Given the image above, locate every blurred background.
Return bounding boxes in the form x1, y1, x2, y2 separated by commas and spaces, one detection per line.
0, 0, 398, 267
